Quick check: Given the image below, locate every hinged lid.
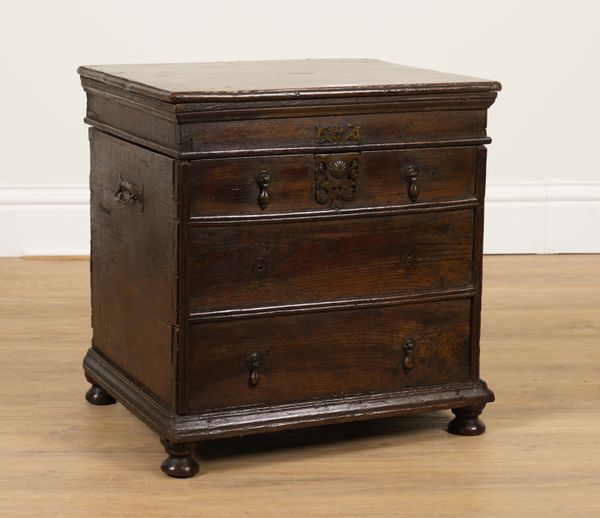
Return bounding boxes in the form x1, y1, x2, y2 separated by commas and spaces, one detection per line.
78, 58, 501, 103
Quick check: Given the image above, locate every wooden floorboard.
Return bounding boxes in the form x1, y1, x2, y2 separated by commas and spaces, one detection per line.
0, 255, 599, 517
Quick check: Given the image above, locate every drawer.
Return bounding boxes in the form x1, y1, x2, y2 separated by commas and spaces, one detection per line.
182, 110, 488, 156
188, 209, 473, 314
185, 298, 472, 411
189, 147, 478, 218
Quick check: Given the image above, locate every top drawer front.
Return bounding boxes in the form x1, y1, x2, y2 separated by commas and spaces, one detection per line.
182, 110, 488, 156
189, 147, 478, 218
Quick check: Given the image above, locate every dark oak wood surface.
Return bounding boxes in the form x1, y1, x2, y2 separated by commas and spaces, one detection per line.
80, 59, 500, 478
78, 59, 501, 102
82, 85, 493, 159
79, 59, 499, 160
89, 129, 177, 405
181, 110, 488, 158
188, 147, 478, 218
187, 210, 474, 313
84, 347, 493, 443
185, 299, 472, 411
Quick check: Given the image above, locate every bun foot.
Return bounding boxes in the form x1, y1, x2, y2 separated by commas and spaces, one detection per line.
85, 383, 116, 405
448, 405, 487, 436
160, 441, 199, 478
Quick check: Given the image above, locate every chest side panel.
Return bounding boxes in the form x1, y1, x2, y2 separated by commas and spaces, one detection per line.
89, 129, 178, 406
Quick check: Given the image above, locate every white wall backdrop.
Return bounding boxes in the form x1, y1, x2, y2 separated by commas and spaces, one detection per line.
0, 0, 599, 255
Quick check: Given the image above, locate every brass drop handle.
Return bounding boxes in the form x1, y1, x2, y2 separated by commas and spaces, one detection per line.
257, 172, 272, 209
402, 338, 415, 372
405, 166, 419, 202
246, 352, 262, 387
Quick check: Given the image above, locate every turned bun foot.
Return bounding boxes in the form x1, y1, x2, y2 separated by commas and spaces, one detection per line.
448, 405, 487, 436
85, 383, 117, 405
160, 441, 199, 478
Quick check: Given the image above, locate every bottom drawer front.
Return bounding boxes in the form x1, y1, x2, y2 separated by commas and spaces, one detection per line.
186, 299, 472, 411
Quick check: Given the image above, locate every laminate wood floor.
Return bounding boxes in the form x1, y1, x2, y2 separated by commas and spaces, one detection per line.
0, 256, 599, 517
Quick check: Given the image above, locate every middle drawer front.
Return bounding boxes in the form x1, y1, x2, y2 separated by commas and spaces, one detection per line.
185, 298, 472, 411
188, 209, 474, 314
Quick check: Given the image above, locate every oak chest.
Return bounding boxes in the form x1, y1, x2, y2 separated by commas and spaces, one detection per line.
78, 59, 501, 478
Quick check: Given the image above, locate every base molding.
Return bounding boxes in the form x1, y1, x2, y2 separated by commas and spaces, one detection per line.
83, 348, 494, 443
83, 349, 173, 435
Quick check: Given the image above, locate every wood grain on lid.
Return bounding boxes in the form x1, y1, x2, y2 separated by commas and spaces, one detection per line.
77, 59, 501, 103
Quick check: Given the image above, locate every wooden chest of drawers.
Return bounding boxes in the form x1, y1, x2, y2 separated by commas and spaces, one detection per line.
78, 59, 500, 478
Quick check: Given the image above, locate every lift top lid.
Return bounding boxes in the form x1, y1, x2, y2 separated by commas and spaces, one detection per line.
78, 59, 501, 103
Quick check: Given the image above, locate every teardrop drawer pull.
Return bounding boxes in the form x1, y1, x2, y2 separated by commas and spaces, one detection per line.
402, 338, 415, 372
246, 352, 262, 387
405, 166, 419, 202
257, 172, 272, 209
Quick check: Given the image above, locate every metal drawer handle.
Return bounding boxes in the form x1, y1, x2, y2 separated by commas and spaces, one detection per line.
257, 172, 271, 209
114, 174, 144, 212
402, 338, 415, 372
405, 166, 419, 202
246, 352, 262, 387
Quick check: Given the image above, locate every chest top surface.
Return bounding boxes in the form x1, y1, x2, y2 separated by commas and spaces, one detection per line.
77, 58, 501, 103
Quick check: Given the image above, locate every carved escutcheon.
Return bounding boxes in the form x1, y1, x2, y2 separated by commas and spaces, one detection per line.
316, 124, 361, 145
315, 153, 359, 209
